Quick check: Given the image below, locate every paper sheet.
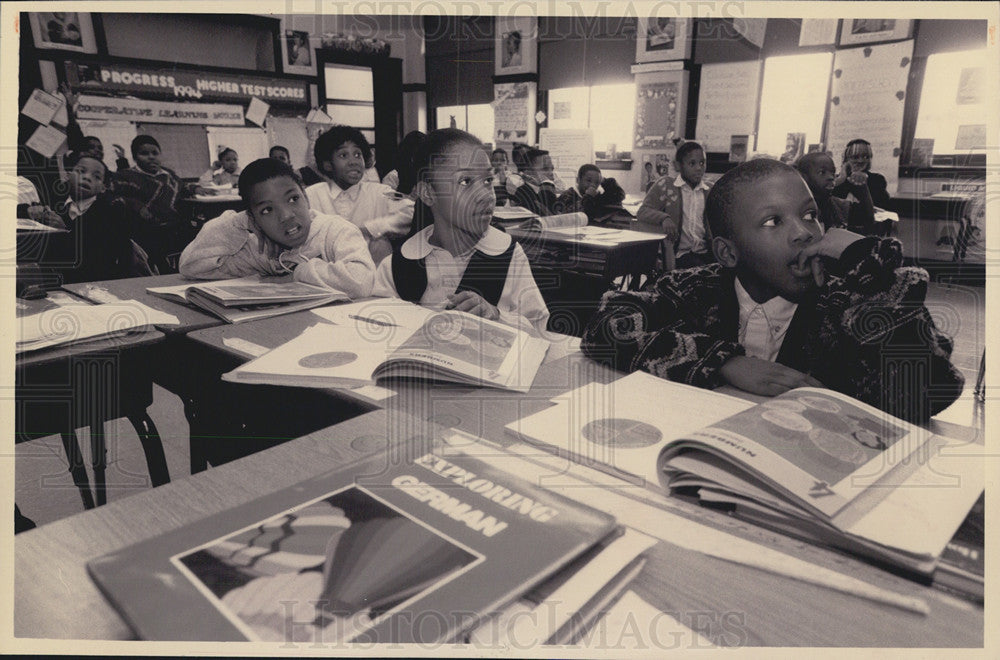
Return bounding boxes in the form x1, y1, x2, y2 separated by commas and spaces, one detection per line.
25, 124, 67, 158
246, 97, 270, 127
21, 88, 62, 125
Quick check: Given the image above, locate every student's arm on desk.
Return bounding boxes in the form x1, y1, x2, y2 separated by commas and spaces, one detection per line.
636, 177, 677, 240
178, 211, 278, 279
294, 218, 375, 298
580, 266, 744, 389
495, 243, 550, 336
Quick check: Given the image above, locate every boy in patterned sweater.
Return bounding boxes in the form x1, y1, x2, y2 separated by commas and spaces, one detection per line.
582, 158, 963, 423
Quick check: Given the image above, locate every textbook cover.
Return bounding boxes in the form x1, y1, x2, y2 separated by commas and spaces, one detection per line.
223, 302, 550, 392
147, 275, 348, 323
87, 445, 616, 643
506, 371, 984, 576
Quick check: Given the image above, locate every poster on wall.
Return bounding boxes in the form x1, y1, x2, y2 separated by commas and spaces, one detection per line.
28, 11, 98, 53
539, 129, 594, 189
839, 19, 913, 46
640, 151, 675, 192
634, 82, 679, 149
695, 60, 762, 153
281, 22, 317, 76
495, 17, 537, 75
493, 82, 535, 146
826, 40, 913, 195
635, 18, 691, 63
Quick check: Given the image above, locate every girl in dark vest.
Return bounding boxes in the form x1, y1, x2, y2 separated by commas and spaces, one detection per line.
372, 129, 549, 335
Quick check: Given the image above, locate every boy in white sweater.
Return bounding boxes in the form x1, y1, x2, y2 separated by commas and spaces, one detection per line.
179, 158, 375, 299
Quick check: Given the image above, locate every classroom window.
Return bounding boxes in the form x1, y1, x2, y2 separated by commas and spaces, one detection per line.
324, 64, 375, 133
914, 48, 988, 156
546, 83, 636, 153
756, 52, 833, 157
434, 104, 495, 144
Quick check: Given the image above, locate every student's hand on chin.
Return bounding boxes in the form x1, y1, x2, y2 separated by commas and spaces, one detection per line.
445, 291, 500, 321
720, 356, 824, 396
250, 225, 283, 260
796, 227, 864, 272
848, 171, 868, 187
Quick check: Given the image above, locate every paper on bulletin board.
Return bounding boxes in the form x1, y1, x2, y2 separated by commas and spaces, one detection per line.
21, 88, 63, 125
799, 19, 839, 46
25, 124, 67, 158
634, 82, 680, 149
493, 81, 534, 145
826, 40, 913, 195
539, 129, 594, 188
695, 61, 762, 153
246, 97, 270, 127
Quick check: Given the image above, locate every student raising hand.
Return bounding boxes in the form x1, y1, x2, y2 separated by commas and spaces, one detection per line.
720, 356, 824, 396
446, 290, 500, 321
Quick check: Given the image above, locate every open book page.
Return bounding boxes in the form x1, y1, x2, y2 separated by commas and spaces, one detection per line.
376, 310, 549, 392
524, 211, 587, 230
659, 387, 939, 521
310, 298, 437, 331
505, 372, 755, 487
148, 275, 336, 305
17, 301, 179, 352
493, 205, 538, 221
17, 217, 67, 232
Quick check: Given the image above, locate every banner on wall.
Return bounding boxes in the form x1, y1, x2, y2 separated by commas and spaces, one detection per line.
75, 94, 245, 125
825, 40, 914, 195
67, 62, 309, 107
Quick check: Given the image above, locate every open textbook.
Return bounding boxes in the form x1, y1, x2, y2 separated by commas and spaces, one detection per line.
223, 300, 550, 392
147, 275, 348, 323
506, 371, 984, 576
87, 440, 616, 642
17, 301, 179, 352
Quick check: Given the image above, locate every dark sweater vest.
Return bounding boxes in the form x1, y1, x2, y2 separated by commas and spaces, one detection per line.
391, 240, 517, 306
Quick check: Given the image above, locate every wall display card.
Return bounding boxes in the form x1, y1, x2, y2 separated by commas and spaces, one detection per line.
246, 97, 270, 127
539, 129, 594, 189
798, 19, 839, 46
954, 124, 986, 151
21, 88, 62, 125
493, 82, 535, 145
695, 61, 761, 153
634, 82, 679, 149
25, 124, 66, 158
826, 40, 914, 195
729, 135, 749, 163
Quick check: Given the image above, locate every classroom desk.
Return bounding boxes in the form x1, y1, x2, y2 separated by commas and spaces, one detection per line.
506, 226, 662, 291
16, 294, 169, 508
13, 405, 984, 646
178, 195, 243, 229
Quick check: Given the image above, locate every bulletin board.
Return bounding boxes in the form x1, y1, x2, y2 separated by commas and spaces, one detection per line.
136, 123, 208, 179
825, 40, 914, 195
695, 61, 762, 153
267, 116, 310, 170
206, 126, 269, 172
539, 128, 594, 188
78, 119, 138, 171
493, 81, 536, 146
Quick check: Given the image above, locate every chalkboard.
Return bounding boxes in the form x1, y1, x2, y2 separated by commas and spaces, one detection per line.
695, 61, 762, 153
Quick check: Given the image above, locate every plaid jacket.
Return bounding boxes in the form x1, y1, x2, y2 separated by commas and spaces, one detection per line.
581, 237, 964, 423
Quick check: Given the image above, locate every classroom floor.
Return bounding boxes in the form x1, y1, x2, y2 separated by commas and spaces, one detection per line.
13, 281, 988, 530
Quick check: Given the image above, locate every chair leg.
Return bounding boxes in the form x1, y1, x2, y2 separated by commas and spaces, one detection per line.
59, 432, 96, 510
128, 412, 171, 487
974, 350, 986, 403
88, 423, 108, 507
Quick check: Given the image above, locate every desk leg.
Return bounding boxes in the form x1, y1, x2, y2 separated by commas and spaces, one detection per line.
128, 413, 171, 487
184, 397, 209, 474
59, 432, 96, 510
88, 423, 108, 507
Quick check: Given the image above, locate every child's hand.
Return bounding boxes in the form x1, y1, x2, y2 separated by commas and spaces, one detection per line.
28, 205, 66, 229
58, 82, 78, 108
659, 215, 677, 241
720, 356, 823, 396
113, 144, 126, 159
847, 171, 868, 187
794, 227, 864, 286
248, 221, 283, 260
583, 184, 599, 197
445, 291, 500, 321
138, 207, 155, 223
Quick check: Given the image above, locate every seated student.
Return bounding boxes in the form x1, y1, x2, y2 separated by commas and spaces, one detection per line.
114, 135, 188, 272
554, 164, 602, 214
179, 158, 375, 299
511, 148, 559, 216
832, 139, 891, 209
198, 146, 241, 190
372, 128, 549, 336
581, 158, 964, 423
795, 152, 875, 234
637, 141, 713, 269
504, 142, 530, 198
42, 152, 135, 284
269, 145, 291, 165
305, 125, 412, 264
490, 148, 511, 207
382, 130, 426, 191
